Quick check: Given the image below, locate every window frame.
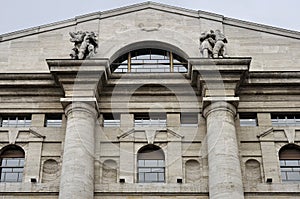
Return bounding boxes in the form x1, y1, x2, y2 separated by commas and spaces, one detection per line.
180, 112, 198, 127
111, 48, 188, 73
0, 145, 25, 183
134, 113, 166, 127
137, 145, 165, 183
44, 114, 63, 127
279, 145, 300, 183
239, 113, 258, 127
103, 113, 121, 127
271, 113, 300, 127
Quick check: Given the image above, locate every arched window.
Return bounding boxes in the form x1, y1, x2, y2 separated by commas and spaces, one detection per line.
111, 48, 187, 73
279, 144, 300, 182
0, 145, 25, 182
137, 144, 165, 183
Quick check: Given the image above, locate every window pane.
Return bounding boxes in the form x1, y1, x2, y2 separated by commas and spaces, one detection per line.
151, 168, 164, 172
5, 173, 18, 182
158, 173, 165, 182
12, 168, 23, 173
6, 159, 19, 166
158, 160, 164, 167
281, 172, 287, 180
285, 160, 300, 166
280, 160, 286, 166
145, 160, 157, 167
145, 173, 157, 182
2, 168, 12, 172
19, 159, 24, 166
138, 160, 144, 167
139, 173, 144, 182
139, 168, 151, 173
287, 171, 300, 181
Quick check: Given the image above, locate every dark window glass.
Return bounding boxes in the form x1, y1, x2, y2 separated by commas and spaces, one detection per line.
103, 113, 120, 127
239, 113, 258, 126
181, 113, 198, 126
45, 114, 62, 127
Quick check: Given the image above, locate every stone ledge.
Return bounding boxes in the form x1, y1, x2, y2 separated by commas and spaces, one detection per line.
95, 183, 207, 193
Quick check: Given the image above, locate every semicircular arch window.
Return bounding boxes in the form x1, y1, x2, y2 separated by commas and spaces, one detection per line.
111, 48, 187, 73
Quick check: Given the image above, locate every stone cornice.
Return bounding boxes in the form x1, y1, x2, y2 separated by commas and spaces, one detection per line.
47, 59, 109, 101
190, 57, 251, 96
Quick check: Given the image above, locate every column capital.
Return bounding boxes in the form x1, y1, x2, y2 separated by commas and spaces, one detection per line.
64, 100, 98, 118
202, 101, 236, 119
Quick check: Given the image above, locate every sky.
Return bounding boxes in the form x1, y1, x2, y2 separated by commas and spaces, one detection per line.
0, 0, 299, 35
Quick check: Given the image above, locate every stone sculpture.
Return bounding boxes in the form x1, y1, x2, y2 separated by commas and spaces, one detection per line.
200, 29, 227, 58
69, 31, 98, 59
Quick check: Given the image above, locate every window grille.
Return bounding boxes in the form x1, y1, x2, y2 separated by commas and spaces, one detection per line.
271, 113, 300, 126
0, 116, 31, 128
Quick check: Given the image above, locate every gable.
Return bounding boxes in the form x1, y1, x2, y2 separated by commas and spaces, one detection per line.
0, 2, 299, 73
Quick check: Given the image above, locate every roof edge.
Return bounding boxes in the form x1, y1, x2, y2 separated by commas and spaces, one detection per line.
0, 1, 300, 42
224, 17, 300, 39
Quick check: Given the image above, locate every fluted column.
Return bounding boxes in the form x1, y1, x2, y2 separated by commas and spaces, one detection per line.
59, 102, 98, 199
203, 102, 244, 199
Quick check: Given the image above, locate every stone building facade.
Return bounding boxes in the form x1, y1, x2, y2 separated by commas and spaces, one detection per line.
0, 2, 300, 199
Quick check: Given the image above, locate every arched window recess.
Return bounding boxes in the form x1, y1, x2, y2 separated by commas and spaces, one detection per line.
0, 145, 25, 183
137, 144, 165, 183
279, 144, 300, 183
111, 48, 187, 73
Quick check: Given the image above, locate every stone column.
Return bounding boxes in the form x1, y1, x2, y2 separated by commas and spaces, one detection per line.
59, 102, 98, 199
203, 102, 244, 199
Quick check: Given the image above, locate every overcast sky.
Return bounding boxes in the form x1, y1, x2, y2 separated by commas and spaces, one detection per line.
1, 0, 299, 35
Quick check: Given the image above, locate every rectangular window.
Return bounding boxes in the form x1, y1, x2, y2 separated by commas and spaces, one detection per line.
239, 113, 258, 126
103, 113, 120, 127
271, 113, 300, 126
180, 113, 198, 126
138, 160, 165, 183
0, 115, 31, 128
280, 160, 300, 182
44, 114, 62, 127
134, 113, 166, 127
0, 158, 24, 182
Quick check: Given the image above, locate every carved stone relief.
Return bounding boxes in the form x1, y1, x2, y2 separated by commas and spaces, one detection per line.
69, 31, 98, 59
199, 29, 228, 58
42, 159, 59, 183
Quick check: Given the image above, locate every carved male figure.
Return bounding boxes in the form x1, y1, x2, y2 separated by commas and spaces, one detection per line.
69, 31, 98, 59
212, 29, 228, 58
199, 30, 216, 58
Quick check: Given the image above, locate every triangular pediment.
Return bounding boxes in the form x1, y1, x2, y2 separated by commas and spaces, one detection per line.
0, 128, 45, 144
1, 1, 299, 42
118, 127, 183, 143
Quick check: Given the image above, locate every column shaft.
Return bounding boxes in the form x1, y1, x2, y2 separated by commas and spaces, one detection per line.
204, 102, 244, 199
59, 102, 97, 199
